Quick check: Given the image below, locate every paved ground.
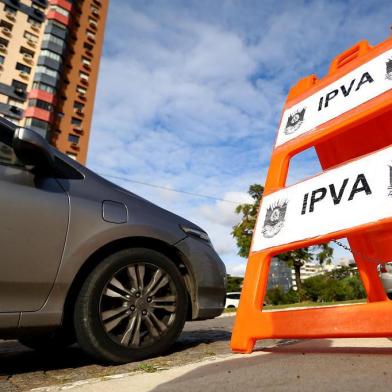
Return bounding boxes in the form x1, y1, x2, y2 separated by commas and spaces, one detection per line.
0, 315, 281, 391
66, 337, 392, 392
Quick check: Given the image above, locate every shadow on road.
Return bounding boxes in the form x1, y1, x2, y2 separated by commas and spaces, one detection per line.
151, 339, 392, 392
0, 329, 232, 377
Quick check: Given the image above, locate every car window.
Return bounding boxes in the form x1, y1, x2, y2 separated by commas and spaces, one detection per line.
0, 120, 23, 168
227, 294, 241, 300
0, 141, 19, 166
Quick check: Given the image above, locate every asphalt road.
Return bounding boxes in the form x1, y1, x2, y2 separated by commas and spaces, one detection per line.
4, 314, 392, 392
71, 337, 392, 392
0, 315, 281, 391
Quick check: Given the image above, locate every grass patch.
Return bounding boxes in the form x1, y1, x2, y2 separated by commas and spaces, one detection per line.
224, 298, 366, 313
137, 363, 158, 373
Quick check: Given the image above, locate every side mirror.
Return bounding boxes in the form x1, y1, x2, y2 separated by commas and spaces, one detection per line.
13, 128, 55, 170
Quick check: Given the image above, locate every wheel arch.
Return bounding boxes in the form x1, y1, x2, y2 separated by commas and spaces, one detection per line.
63, 236, 196, 328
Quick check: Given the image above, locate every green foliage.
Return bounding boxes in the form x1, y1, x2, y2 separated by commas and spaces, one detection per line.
231, 183, 334, 297
227, 275, 243, 292
231, 184, 264, 258
302, 269, 366, 303
266, 286, 286, 305
266, 287, 301, 305
266, 269, 366, 305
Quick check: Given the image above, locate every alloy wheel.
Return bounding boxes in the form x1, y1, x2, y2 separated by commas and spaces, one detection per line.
99, 262, 177, 348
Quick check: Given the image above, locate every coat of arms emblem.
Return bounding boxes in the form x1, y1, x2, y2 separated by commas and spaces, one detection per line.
385, 58, 392, 80
284, 108, 306, 135
262, 200, 288, 238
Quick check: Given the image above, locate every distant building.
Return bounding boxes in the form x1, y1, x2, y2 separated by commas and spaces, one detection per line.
267, 257, 292, 292
291, 261, 341, 290
0, 0, 109, 164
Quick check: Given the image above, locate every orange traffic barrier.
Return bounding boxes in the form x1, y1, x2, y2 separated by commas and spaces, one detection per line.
231, 35, 392, 354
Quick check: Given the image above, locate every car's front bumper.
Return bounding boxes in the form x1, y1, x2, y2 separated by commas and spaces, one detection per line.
175, 236, 227, 320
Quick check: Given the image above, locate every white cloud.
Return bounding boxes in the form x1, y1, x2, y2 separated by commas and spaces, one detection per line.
228, 262, 247, 277
88, 0, 390, 274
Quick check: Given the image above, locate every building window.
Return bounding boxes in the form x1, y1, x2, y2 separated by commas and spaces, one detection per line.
83, 42, 93, 52
77, 85, 87, 95
0, 37, 9, 47
86, 30, 96, 40
3, 5, 17, 15
71, 117, 82, 126
25, 117, 50, 131
49, 20, 67, 31
49, 5, 70, 17
35, 65, 60, 80
12, 79, 28, 91
40, 49, 61, 62
20, 47, 35, 57
7, 98, 24, 108
0, 20, 13, 31
88, 17, 98, 27
68, 134, 79, 144
16, 63, 31, 74
91, 5, 99, 15
24, 31, 39, 43
74, 101, 84, 111
32, 81, 56, 94
43, 33, 65, 49
82, 57, 91, 66
80, 72, 89, 81
27, 16, 42, 28
28, 99, 53, 111
32, 3, 46, 12
0, 55, 4, 64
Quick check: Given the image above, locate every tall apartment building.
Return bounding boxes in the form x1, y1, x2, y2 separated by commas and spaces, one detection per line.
0, 0, 108, 164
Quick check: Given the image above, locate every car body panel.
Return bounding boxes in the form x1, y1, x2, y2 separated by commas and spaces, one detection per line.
0, 165, 68, 312
0, 121, 226, 336
380, 262, 392, 294
175, 237, 226, 319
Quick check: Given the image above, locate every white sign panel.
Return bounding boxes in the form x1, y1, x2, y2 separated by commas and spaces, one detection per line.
252, 146, 392, 252
275, 49, 392, 147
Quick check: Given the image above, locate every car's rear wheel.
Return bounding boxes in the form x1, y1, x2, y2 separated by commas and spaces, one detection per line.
74, 248, 188, 364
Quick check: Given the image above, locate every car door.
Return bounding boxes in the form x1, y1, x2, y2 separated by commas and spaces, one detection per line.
0, 125, 69, 312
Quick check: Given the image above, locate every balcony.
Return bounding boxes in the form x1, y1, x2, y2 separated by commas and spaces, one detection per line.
27, 39, 37, 48
23, 53, 34, 64
19, 71, 30, 80
89, 21, 97, 31
70, 143, 80, 151
5, 12, 16, 22
1, 27, 12, 38
74, 107, 84, 116
30, 23, 41, 33
73, 126, 84, 135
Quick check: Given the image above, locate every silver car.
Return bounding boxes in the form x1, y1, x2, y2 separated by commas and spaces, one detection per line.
379, 263, 392, 298
0, 118, 226, 363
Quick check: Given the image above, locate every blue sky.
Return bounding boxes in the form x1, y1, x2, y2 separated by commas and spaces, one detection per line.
87, 0, 391, 276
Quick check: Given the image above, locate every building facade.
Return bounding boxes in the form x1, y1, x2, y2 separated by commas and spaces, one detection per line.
267, 257, 293, 293
0, 0, 108, 164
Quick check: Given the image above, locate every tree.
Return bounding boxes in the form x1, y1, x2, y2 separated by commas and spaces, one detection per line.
226, 275, 243, 292
232, 184, 334, 298
231, 184, 264, 258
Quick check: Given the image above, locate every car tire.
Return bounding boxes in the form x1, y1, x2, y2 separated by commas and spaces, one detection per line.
74, 248, 188, 364
18, 328, 75, 351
